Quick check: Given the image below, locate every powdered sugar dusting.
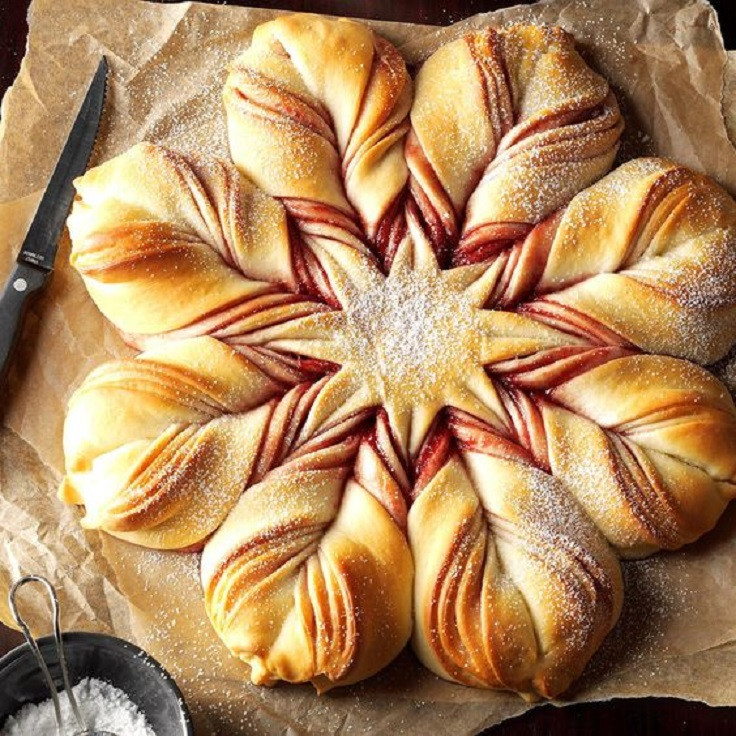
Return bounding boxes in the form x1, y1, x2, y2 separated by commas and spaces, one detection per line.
338, 256, 479, 403
1, 677, 155, 736
517, 467, 616, 651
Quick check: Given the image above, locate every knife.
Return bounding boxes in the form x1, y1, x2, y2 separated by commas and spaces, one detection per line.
0, 56, 107, 386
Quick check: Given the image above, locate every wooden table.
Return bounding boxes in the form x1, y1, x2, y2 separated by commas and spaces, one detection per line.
2, 1, 735, 734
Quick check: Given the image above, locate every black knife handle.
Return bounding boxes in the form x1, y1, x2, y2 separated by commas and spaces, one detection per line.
0, 262, 48, 385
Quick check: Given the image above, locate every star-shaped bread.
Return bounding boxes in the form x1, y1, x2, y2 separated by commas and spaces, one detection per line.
61, 15, 736, 699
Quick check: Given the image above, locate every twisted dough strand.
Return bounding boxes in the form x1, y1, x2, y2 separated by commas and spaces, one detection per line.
225, 14, 412, 272
463, 159, 736, 364
409, 447, 621, 698
60, 337, 283, 549
201, 407, 412, 690
68, 142, 341, 350
406, 25, 623, 267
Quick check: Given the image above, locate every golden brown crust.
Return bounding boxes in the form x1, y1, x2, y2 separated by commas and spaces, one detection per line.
61, 337, 282, 549
201, 410, 412, 690
409, 451, 622, 698
408, 24, 623, 267
224, 14, 412, 265
518, 159, 736, 363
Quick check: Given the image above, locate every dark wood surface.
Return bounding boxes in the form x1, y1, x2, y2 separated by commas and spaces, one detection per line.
2, 0, 736, 734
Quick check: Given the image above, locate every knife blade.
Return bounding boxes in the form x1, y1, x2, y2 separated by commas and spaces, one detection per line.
0, 56, 107, 386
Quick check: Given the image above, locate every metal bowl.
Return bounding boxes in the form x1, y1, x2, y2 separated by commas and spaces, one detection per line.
0, 631, 193, 735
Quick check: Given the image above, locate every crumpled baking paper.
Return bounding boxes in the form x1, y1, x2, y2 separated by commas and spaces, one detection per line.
1, 0, 736, 733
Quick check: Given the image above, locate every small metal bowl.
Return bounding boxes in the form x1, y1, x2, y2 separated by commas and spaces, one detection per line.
0, 631, 193, 735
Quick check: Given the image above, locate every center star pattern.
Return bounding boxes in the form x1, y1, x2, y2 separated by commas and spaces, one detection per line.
61, 14, 736, 699
250, 222, 574, 457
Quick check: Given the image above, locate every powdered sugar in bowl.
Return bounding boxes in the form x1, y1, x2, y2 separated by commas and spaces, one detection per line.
0, 632, 193, 736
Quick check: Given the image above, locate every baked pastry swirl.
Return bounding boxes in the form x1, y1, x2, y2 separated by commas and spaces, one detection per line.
61, 15, 736, 698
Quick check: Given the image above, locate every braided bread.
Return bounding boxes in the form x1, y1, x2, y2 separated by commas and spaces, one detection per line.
62, 14, 736, 698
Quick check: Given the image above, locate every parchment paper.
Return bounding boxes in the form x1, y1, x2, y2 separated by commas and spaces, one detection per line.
2, 0, 736, 733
